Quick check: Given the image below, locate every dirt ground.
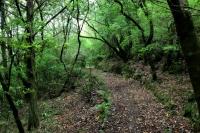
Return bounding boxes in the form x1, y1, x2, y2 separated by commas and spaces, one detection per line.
33, 69, 193, 133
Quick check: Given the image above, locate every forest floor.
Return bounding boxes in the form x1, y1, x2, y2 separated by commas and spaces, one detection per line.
96, 70, 192, 132
32, 68, 193, 133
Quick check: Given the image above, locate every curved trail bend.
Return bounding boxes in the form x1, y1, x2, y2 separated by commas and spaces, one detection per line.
95, 70, 191, 133
39, 70, 191, 133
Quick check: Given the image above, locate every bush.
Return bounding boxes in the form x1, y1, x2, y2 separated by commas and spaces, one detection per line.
36, 49, 68, 98
138, 43, 163, 61
95, 85, 111, 129
184, 93, 199, 123
121, 63, 135, 78
80, 72, 111, 130
0, 87, 3, 101
81, 74, 101, 102
162, 44, 185, 74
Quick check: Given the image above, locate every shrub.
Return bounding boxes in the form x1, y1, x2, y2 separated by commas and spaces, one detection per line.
81, 74, 101, 102
36, 49, 69, 98
121, 63, 135, 78
95, 88, 111, 129
184, 93, 199, 124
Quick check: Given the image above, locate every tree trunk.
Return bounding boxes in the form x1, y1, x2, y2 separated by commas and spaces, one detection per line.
25, 0, 39, 130
167, 0, 200, 116
0, 0, 7, 68
0, 1, 25, 132
141, 1, 156, 80
5, 92, 25, 133
0, 82, 25, 133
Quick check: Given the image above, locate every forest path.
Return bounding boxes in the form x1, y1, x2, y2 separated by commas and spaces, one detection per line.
94, 70, 192, 132
37, 70, 192, 133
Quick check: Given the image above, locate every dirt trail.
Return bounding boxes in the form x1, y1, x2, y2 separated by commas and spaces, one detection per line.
37, 70, 192, 133
95, 70, 192, 133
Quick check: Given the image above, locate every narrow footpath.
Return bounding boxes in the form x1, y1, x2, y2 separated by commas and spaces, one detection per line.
96, 70, 192, 132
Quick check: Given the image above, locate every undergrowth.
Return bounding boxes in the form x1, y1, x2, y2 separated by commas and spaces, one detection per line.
80, 70, 111, 132
95, 89, 111, 131
144, 79, 200, 130
144, 81, 177, 114
183, 92, 200, 130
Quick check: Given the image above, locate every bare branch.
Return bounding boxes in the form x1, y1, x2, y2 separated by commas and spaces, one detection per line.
13, 0, 25, 22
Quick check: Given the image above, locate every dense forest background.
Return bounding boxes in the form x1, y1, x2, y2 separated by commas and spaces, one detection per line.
1, 0, 200, 132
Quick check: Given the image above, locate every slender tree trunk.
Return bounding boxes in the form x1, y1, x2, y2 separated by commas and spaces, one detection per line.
5, 92, 25, 133
0, 0, 7, 68
25, 0, 39, 130
0, 1, 25, 132
35, 0, 44, 40
167, 0, 200, 115
0, 81, 25, 133
140, 1, 156, 80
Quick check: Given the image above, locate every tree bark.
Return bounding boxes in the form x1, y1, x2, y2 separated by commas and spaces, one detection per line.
25, 0, 39, 130
5, 92, 25, 133
140, 1, 156, 80
167, 0, 200, 115
0, 0, 7, 68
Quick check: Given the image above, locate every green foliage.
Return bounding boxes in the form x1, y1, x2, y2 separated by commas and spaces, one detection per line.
81, 39, 109, 68
81, 74, 97, 102
162, 45, 184, 74
41, 102, 60, 120
95, 100, 111, 126
36, 49, 66, 97
162, 45, 180, 54
184, 92, 199, 124
80, 71, 111, 129
0, 87, 3, 100
81, 72, 104, 102
138, 43, 162, 57
76, 54, 86, 67
184, 102, 199, 122
95, 88, 111, 129
121, 63, 135, 78
14, 99, 24, 108
167, 61, 185, 74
